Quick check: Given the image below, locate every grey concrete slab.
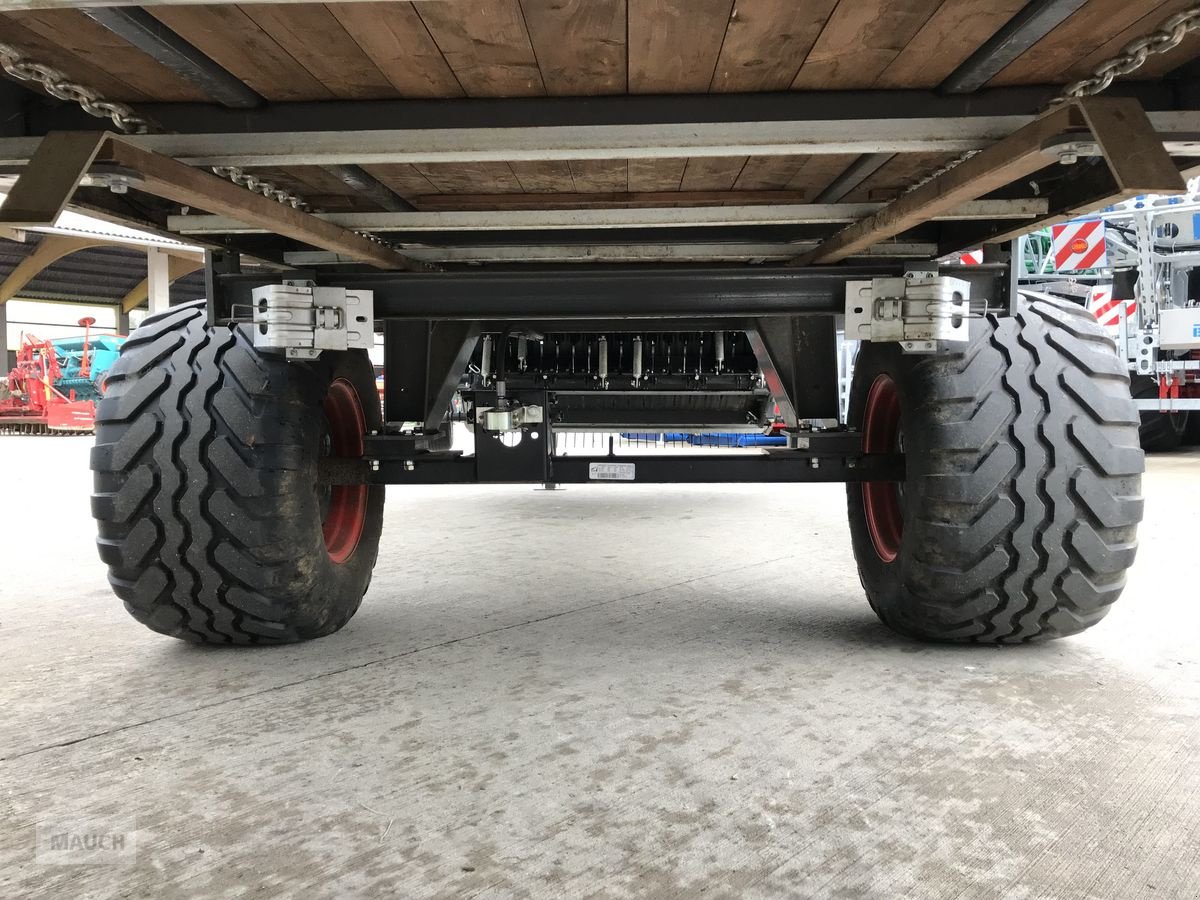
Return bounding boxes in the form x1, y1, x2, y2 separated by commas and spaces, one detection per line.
0, 436, 1197, 899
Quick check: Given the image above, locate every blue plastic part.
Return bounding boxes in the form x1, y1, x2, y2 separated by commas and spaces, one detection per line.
48, 334, 126, 401
618, 431, 788, 447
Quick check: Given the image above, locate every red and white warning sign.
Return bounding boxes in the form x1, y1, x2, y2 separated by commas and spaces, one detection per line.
1088, 284, 1136, 332
958, 249, 983, 266
1051, 219, 1107, 271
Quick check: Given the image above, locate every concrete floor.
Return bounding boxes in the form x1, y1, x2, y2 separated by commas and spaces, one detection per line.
0, 437, 1198, 899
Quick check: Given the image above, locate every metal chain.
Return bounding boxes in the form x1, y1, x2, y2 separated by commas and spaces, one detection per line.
0, 40, 308, 210
903, 5, 1200, 196
0, 40, 150, 134
209, 166, 307, 209
1055, 5, 1200, 102
903, 150, 980, 195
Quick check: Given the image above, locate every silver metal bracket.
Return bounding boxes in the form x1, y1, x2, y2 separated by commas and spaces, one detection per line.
251, 281, 374, 360
1133, 328, 1159, 375
845, 274, 971, 353
476, 404, 544, 433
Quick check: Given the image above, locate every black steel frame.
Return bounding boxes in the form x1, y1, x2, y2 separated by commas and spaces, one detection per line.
14, 84, 1188, 138
207, 253, 1007, 486
328, 426, 906, 487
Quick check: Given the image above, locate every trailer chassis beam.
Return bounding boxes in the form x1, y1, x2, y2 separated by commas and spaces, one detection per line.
367, 452, 903, 485
204, 261, 1008, 323
325, 448, 904, 486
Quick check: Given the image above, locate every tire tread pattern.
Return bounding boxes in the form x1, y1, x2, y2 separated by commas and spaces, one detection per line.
91, 301, 383, 644
848, 293, 1143, 643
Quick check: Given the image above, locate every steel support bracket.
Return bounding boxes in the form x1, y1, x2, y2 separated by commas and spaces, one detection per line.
845, 274, 970, 352
745, 316, 839, 425
251, 282, 374, 360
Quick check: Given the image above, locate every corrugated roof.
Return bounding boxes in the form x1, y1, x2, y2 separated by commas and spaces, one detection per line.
0, 235, 204, 306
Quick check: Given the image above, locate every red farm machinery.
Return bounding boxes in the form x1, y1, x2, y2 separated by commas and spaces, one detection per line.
0, 318, 126, 435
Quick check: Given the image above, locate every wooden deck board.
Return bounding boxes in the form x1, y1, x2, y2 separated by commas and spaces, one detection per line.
508, 161, 578, 193
569, 160, 630, 192
791, 0, 945, 91
522, 0, 627, 95
710, 0, 838, 93
1062, 0, 1198, 82
2, 0, 1196, 225
734, 157, 809, 192
627, 159, 689, 191
361, 164, 443, 199
990, 0, 1177, 86
415, 0, 545, 97
149, 5, 334, 100
628, 0, 735, 93
330, 2, 465, 97
1, 0, 1191, 108
679, 156, 749, 192
413, 162, 525, 194
6, 9, 208, 102
785, 154, 871, 197
0, 15, 153, 102
875, 0, 1028, 89
238, 4, 394, 100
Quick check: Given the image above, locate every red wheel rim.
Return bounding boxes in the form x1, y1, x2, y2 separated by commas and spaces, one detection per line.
861, 374, 904, 563
322, 378, 368, 564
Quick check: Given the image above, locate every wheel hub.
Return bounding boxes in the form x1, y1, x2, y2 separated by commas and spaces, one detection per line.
321, 377, 368, 564
862, 374, 904, 563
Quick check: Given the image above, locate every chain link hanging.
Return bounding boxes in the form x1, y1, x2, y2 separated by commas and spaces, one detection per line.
0, 40, 150, 134
902, 4, 1200, 197
1054, 5, 1200, 103
901, 149, 981, 195
0, 39, 309, 210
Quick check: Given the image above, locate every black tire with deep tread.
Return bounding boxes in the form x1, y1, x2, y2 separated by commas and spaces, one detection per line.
1184, 410, 1200, 447
1131, 374, 1190, 452
91, 301, 385, 645
846, 293, 1144, 643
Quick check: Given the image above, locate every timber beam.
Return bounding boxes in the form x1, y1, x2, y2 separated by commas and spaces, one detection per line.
797, 98, 1186, 266
0, 132, 429, 271
0, 234, 107, 305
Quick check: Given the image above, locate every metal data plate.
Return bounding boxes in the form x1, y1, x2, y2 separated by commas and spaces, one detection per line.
588, 462, 636, 481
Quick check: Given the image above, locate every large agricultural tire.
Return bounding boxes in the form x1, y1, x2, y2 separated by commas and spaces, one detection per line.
91, 301, 385, 645
1184, 411, 1200, 447
845, 293, 1144, 644
1131, 374, 1190, 452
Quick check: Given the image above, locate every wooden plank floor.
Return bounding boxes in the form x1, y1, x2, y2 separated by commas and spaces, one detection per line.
3, 0, 1196, 213
5, 0, 1192, 105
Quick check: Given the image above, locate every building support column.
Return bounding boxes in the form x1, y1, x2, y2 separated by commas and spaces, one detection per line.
0, 301, 11, 372
146, 245, 171, 314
